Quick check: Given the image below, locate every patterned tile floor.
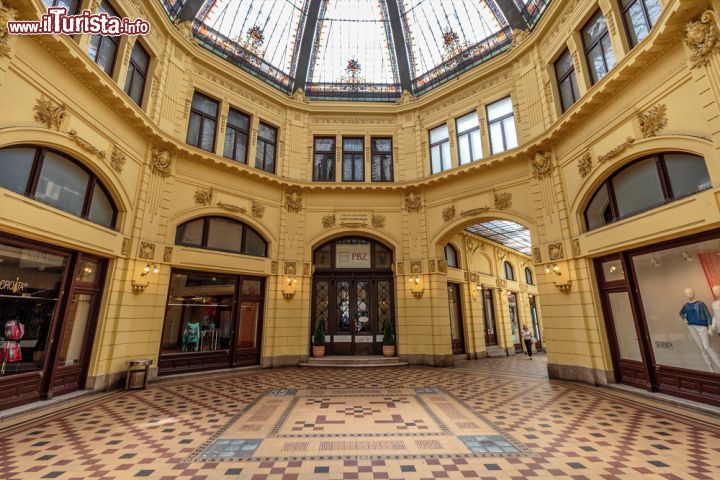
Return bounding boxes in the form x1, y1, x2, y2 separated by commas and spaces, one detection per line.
1, 354, 719, 479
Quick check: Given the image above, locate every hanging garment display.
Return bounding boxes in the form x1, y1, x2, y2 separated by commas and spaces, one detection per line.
4, 319, 25, 341
182, 321, 201, 351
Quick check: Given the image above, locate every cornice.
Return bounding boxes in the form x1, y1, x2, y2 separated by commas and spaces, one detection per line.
8, 0, 700, 195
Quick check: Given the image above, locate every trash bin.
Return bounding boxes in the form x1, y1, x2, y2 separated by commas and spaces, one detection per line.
124, 359, 152, 391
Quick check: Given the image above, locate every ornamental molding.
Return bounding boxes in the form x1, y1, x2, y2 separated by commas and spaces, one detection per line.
284, 262, 296, 275
438, 259, 447, 274
110, 146, 126, 173
638, 104, 668, 138
461, 207, 490, 217
466, 239, 480, 255
442, 205, 456, 222
405, 191, 422, 212
509, 28, 530, 49
34, 95, 67, 130
548, 242, 565, 261
173, 20, 197, 45
530, 151, 554, 179
396, 261, 404, 274
271, 261, 278, 274
322, 214, 336, 228
0, 1, 17, 58
217, 202, 246, 214
251, 201, 265, 218
290, 88, 309, 104
578, 152, 593, 178
138, 241, 155, 260
685, 11, 720, 69
194, 187, 213, 206
150, 148, 172, 177
597, 137, 635, 163
429, 259, 436, 273
572, 239, 581, 257
371, 214, 386, 229
397, 89, 416, 105
67, 130, 105, 160
493, 192, 512, 210
409, 260, 422, 274
285, 190, 303, 212
303, 263, 311, 276
163, 247, 173, 263
121, 238, 131, 256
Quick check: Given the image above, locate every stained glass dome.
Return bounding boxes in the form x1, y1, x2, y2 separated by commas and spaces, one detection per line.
161, 0, 551, 100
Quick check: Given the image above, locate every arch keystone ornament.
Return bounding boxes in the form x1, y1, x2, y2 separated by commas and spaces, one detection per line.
685, 11, 720, 69
530, 151, 554, 179
67, 130, 106, 160
285, 190, 303, 212
150, 148, 172, 177
217, 202, 246, 214
405, 191, 422, 212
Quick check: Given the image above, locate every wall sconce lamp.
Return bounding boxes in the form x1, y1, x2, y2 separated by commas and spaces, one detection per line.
545, 263, 562, 276
409, 274, 424, 298
283, 275, 298, 300
131, 263, 159, 293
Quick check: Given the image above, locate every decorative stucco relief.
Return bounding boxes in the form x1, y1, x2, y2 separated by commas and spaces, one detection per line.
685, 11, 720, 69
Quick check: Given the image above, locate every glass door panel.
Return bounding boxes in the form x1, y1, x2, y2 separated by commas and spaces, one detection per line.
508, 292, 522, 352
334, 280, 352, 355
606, 292, 642, 362
234, 301, 261, 366
377, 280, 393, 355
448, 284, 465, 354
56, 293, 93, 366
482, 289, 497, 346
354, 280, 372, 355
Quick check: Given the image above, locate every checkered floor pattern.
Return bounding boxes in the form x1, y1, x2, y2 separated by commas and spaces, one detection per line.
1, 355, 719, 479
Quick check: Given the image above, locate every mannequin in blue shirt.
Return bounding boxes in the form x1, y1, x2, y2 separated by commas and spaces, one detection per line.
680, 288, 720, 372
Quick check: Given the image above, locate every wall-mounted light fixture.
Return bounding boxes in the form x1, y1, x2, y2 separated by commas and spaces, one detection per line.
283, 274, 298, 299
544, 263, 571, 293
408, 274, 424, 298
131, 263, 159, 293
544, 263, 561, 276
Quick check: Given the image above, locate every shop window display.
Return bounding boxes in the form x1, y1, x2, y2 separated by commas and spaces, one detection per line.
633, 239, 720, 373
0, 243, 67, 377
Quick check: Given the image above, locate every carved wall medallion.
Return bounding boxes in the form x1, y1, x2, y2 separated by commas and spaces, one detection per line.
409, 260, 422, 274
34, 95, 67, 130
532, 247, 542, 264
530, 151, 554, 178
638, 104, 668, 138
286, 190, 303, 212
284, 262, 296, 275
217, 202, 246, 214
67, 130, 105, 159
322, 214, 336, 228
578, 152, 593, 178
110, 146, 126, 173
194, 187, 213, 206
685, 11, 720, 69
509, 28, 530, 49
163, 247, 173, 263
138, 241, 155, 260
121, 238, 130, 256
371, 214, 386, 229
548, 242, 565, 261
0, 2, 17, 58
150, 148, 172, 177
438, 259, 447, 273
251, 201, 265, 218
271, 261, 278, 274
597, 137, 635, 164
573, 239, 581, 257
405, 191, 422, 212
494, 192, 512, 210
442, 205, 456, 222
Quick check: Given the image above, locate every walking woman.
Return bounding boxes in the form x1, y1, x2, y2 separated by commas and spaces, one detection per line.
521, 324, 535, 359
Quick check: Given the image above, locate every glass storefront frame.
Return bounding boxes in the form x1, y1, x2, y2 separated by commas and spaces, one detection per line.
157, 268, 265, 375
0, 233, 106, 410
596, 229, 720, 406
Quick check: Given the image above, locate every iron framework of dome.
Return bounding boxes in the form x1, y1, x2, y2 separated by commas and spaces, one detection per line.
161, 0, 551, 101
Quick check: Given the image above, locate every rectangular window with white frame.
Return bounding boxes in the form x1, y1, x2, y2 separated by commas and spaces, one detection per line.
486, 97, 518, 155
429, 124, 451, 174
455, 112, 482, 165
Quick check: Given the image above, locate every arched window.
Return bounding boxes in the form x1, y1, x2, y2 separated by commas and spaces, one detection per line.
525, 267, 534, 285
0, 146, 117, 228
584, 152, 710, 231
445, 244, 459, 269
504, 261, 515, 281
176, 216, 267, 257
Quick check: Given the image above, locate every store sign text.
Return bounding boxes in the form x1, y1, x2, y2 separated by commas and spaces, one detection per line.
0, 277, 24, 294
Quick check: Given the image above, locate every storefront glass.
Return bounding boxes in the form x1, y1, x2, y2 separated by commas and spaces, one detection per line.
0, 243, 67, 377
633, 238, 720, 373
162, 273, 236, 353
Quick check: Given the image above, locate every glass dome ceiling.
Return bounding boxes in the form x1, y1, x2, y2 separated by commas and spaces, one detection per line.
161, 0, 551, 101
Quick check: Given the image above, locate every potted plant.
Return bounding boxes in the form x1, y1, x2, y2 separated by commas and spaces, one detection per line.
382, 319, 396, 357
312, 318, 326, 358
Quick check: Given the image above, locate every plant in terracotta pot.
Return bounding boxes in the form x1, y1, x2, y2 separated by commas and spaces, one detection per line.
312, 318, 326, 358
382, 319, 395, 357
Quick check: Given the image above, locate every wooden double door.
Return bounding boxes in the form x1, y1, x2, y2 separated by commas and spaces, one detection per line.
312, 274, 394, 356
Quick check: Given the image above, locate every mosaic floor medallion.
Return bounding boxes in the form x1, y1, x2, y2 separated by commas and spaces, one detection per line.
190, 387, 529, 462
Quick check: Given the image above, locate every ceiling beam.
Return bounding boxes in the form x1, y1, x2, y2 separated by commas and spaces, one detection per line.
177, 0, 207, 22
494, 0, 529, 30
385, 0, 413, 93
292, 0, 324, 92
